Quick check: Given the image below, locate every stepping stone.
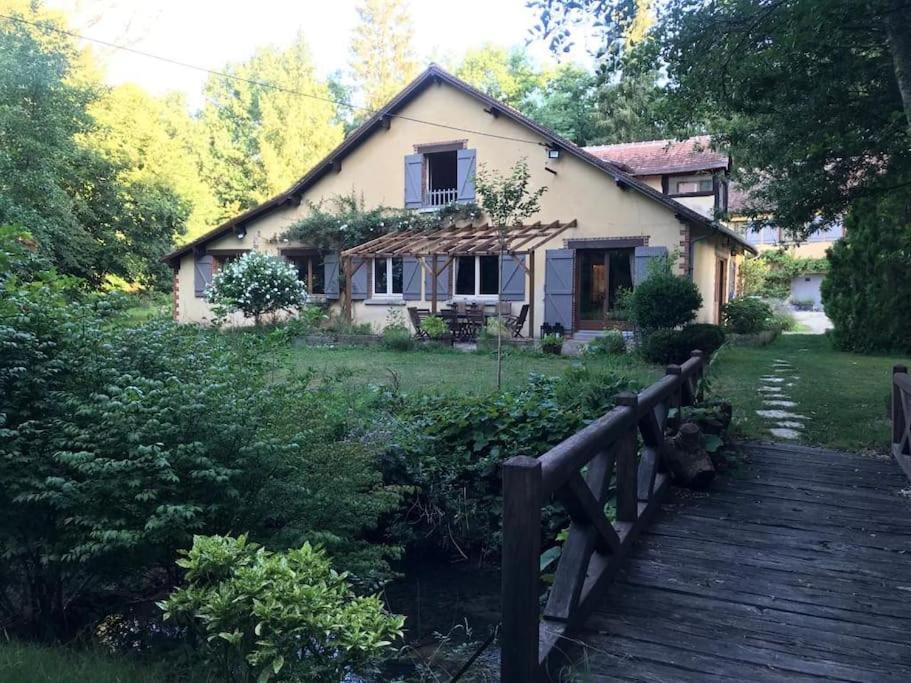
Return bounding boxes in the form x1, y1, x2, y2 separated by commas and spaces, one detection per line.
769, 427, 802, 439
759, 377, 785, 383
758, 388, 784, 394
776, 420, 805, 428
764, 400, 798, 407
756, 409, 809, 420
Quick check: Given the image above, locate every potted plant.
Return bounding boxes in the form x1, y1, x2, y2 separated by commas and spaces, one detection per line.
420, 315, 453, 348
541, 333, 564, 355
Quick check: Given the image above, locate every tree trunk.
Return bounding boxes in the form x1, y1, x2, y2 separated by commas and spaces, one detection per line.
666, 422, 715, 488
884, 0, 911, 132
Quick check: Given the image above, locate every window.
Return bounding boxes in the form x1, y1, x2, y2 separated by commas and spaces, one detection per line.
455, 255, 499, 296
374, 257, 403, 296
290, 254, 325, 294
212, 251, 247, 272
426, 151, 458, 207
675, 178, 714, 194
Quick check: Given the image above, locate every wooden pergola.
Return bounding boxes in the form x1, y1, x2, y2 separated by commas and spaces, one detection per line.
340, 220, 578, 332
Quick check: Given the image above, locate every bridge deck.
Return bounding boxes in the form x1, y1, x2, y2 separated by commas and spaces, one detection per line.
567, 442, 911, 682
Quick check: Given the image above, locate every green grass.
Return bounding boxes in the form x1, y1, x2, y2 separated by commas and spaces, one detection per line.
711, 334, 909, 453
277, 345, 661, 395
0, 641, 167, 683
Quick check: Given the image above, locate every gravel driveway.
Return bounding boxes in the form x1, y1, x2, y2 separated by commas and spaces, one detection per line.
790, 310, 832, 334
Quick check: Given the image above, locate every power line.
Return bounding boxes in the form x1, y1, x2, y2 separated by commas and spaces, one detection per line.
0, 12, 547, 148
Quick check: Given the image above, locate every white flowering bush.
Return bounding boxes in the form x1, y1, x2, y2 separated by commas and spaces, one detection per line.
207, 251, 307, 325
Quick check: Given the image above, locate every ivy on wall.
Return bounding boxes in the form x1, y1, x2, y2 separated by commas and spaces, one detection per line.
277, 193, 482, 250
740, 250, 829, 299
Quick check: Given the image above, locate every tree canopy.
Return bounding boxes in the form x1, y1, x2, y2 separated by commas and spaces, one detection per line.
530, 0, 911, 237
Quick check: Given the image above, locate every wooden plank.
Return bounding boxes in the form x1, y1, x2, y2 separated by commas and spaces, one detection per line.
614, 393, 639, 522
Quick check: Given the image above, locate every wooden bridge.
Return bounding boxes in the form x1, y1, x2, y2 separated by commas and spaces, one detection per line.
500, 358, 911, 681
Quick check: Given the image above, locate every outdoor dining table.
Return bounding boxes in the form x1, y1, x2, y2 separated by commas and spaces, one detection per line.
440, 306, 488, 341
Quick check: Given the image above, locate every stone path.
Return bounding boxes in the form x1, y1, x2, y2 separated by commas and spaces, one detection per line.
755, 359, 805, 440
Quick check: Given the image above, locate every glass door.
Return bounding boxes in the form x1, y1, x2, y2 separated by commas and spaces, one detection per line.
577, 250, 608, 329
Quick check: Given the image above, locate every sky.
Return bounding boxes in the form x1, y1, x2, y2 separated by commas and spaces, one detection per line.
47, 0, 592, 108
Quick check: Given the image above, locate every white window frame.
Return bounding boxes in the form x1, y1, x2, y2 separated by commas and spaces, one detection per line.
453, 255, 499, 301
373, 256, 404, 298
672, 175, 714, 195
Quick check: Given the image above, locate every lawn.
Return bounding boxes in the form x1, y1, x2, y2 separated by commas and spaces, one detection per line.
278, 344, 662, 395
0, 641, 169, 683
711, 334, 909, 453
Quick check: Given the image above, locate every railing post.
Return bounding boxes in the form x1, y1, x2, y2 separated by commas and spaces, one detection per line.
614, 392, 639, 522
501, 455, 542, 683
691, 349, 705, 402
893, 365, 908, 453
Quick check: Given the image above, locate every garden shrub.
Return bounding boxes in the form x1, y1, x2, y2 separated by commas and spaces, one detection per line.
379, 368, 639, 557
207, 250, 307, 325
0, 253, 401, 638
822, 185, 911, 353
630, 267, 702, 331
721, 297, 773, 333
160, 535, 404, 683
420, 315, 448, 339
381, 309, 414, 351
585, 330, 626, 356
641, 324, 725, 364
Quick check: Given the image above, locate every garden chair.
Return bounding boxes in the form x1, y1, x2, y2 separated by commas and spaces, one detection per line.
407, 307, 430, 339
465, 309, 486, 340
504, 304, 529, 338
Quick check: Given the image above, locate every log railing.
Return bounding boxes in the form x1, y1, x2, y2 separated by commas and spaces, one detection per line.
501, 350, 705, 681
892, 365, 911, 481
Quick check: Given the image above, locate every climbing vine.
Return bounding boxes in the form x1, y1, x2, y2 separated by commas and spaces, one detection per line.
277, 193, 482, 249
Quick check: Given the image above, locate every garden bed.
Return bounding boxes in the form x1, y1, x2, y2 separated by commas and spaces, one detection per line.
292, 333, 382, 347
475, 337, 536, 353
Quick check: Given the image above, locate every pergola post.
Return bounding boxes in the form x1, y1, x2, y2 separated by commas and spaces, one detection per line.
431, 254, 438, 314
343, 255, 353, 322
528, 249, 535, 338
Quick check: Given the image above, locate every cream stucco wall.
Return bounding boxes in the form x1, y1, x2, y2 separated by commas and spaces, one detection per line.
175, 79, 742, 332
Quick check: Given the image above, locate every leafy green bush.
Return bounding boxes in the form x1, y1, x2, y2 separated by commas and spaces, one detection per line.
382, 325, 414, 350
586, 331, 626, 356
0, 253, 401, 638
420, 315, 449, 339
207, 251, 307, 324
379, 368, 639, 557
822, 185, 911, 353
631, 269, 702, 331
641, 324, 725, 364
741, 250, 828, 299
721, 297, 773, 333
160, 535, 404, 683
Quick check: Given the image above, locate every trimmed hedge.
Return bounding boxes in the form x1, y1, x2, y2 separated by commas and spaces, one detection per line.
642, 324, 726, 364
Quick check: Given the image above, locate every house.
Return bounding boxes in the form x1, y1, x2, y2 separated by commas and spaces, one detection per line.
584, 136, 731, 221
163, 66, 755, 333
728, 188, 843, 310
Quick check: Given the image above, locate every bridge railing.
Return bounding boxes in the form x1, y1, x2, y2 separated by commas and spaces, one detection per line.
501, 350, 705, 681
892, 365, 911, 481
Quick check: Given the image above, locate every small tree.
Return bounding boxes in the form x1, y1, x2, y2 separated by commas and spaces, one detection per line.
207, 251, 307, 325
630, 254, 702, 333
475, 159, 548, 389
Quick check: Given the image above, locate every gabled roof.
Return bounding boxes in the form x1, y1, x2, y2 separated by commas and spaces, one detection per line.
164, 66, 752, 264
584, 136, 730, 176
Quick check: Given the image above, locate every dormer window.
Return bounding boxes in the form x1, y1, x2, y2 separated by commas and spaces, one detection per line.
404, 142, 476, 209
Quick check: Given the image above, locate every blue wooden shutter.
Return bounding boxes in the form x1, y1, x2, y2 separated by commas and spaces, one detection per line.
194, 254, 213, 298
424, 259, 451, 299
544, 249, 574, 332
457, 149, 476, 202
634, 246, 668, 285
351, 257, 369, 300
404, 154, 423, 208
500, 254, 525, 301
324, 252, 340, 299
402, 257, 421, 300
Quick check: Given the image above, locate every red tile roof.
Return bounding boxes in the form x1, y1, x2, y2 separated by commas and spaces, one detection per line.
584, 136, 729, 176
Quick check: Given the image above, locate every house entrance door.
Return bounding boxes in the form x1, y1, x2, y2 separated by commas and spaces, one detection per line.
576, 249, 634, 330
